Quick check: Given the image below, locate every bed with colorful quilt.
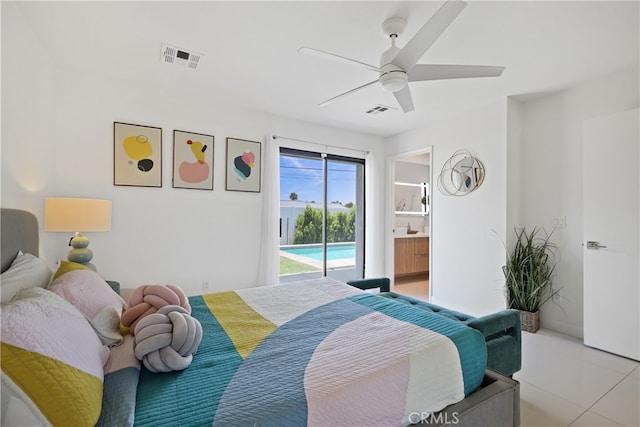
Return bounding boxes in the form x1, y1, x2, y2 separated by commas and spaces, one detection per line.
1, 208, 519, 426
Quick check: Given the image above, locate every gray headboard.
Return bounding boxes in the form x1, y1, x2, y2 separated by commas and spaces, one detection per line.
1, 208, 40, 273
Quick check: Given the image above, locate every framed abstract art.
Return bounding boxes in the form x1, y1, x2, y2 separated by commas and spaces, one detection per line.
225, 138, 261, 192
172, 130, 214, 190
113, 122, 162, 187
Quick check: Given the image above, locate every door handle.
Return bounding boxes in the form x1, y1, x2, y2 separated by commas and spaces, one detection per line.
586, 241, 607, 250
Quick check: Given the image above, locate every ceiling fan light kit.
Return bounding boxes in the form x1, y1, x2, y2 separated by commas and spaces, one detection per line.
299, 0, 505, 113
380, 70, 408, 92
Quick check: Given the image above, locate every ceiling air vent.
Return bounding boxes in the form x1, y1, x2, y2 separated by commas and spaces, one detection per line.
365, 104, 397, 115
160, 43, 203, 70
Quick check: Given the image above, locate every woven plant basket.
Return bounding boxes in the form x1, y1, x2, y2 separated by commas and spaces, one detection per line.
519, 310, 540, 333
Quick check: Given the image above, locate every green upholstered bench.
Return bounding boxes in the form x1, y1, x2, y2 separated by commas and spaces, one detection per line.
346, 278, 521, 377
346, 277, 390, 292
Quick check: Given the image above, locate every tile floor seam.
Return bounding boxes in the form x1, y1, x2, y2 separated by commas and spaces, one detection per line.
568, 410, 624, 427
518, 365, 624, 409
584, 369, 634, 412
567, 408, 591, 427
518, 329, 639, 427
521, 339, 635, 408
518, 377, 591, 418
575, 347, 640, 375
518, 377, 585, 405
519, 373, 628, 427
584, 369, 639, 426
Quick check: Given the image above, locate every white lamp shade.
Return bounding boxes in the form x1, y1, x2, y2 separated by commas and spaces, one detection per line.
44, 198, 112, 232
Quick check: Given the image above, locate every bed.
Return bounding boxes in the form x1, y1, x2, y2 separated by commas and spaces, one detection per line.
1, 208, 519, 426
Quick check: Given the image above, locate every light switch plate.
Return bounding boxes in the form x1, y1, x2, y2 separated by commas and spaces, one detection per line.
552, 216, 566, 228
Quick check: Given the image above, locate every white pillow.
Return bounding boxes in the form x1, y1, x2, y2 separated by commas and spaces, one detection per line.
0, 251, 52, 303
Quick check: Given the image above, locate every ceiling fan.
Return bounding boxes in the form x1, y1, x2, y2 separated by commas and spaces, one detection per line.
299, 0, 505, 113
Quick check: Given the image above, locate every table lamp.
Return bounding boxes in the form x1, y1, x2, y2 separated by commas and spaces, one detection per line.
44, 197, 112, 271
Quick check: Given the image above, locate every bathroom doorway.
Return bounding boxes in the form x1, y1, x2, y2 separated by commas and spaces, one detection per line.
391, 147, 432, 301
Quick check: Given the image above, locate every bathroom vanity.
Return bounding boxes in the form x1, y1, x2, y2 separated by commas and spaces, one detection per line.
394, 235, 429, 276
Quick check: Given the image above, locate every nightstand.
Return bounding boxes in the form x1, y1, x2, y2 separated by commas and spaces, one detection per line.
106, 280, 120, 295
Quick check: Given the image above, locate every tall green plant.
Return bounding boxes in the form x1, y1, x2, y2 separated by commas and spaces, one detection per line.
503, 227, 558, 312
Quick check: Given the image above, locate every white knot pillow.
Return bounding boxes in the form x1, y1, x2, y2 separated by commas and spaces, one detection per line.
133, 305, 203, 373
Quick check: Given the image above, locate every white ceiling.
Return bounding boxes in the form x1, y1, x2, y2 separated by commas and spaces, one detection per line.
13, 1, 639, 137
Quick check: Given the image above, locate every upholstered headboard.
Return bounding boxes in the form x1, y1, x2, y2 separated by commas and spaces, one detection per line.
1, 208, 39, 273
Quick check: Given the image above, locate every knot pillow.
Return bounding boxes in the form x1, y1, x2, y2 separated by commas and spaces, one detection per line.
133, 305, 203, 373
122, 284, 191, 334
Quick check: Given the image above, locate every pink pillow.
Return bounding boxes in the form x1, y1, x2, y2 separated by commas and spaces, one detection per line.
48, 270, 125, 320
121, 284, 190, 335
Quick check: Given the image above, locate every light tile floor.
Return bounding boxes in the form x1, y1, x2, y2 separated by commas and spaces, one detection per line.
515, 329, 639, 427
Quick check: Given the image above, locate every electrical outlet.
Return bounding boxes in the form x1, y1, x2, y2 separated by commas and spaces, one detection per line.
202, 281, 210, 292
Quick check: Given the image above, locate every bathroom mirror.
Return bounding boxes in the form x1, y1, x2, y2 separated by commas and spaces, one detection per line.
438, 150, 485, 196
395, 182, 429, 215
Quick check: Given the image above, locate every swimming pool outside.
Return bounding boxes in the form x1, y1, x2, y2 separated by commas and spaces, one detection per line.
280, 243, 356, 270
281, 243, 355, 261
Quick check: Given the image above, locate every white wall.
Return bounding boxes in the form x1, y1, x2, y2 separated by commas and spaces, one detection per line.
1, 2, 56, 214
506, 98, 524, 235
1, 3, 385, 294
519, 66, 639, 337
386, 99, 509, 317
394, 161, 429, 183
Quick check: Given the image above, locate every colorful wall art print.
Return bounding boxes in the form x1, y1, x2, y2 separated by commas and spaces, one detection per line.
114, 122, 162, 187
173, 130, 214, 190
225, 138, 261, 192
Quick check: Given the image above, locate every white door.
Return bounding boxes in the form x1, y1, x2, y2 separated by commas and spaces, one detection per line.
583, 108, 639, 361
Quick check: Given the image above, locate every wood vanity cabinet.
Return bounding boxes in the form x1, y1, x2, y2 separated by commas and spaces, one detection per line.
394, 237, 429, 276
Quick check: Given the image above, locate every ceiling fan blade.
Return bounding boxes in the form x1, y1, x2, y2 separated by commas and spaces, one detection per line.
318, 80, 380, 107
409, 64, 505, 81
299, 47, 380, 73
393, 85, 415, 113
392, 0, 467, 73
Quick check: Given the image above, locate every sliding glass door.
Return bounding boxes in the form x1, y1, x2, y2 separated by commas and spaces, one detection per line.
279, 148, 364, 283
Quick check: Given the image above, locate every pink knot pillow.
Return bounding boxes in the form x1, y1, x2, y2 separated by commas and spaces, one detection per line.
122, 284, 190, 335
133, 305, 203, 373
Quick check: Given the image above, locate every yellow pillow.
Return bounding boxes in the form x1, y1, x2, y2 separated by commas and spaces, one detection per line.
50, 260, 91, 282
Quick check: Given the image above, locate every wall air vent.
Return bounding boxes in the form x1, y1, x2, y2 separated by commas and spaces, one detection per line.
160, 43, 203, 70
365, 104, 397, 115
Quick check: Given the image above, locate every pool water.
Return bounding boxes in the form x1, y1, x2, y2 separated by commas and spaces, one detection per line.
282, 244, 355, 261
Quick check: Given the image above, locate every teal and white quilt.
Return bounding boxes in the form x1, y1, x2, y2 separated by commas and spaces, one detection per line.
133, 278, 487, 426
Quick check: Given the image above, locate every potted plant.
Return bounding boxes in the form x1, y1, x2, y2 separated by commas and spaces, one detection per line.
502, 227, 559, 333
